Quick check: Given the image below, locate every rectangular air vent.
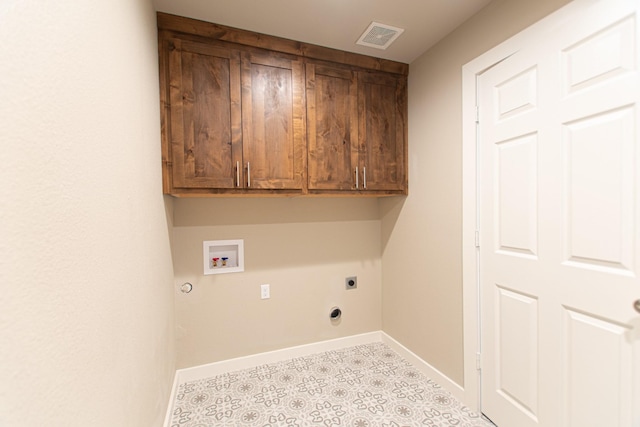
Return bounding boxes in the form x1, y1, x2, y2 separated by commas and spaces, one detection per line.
356, 22, 404, 50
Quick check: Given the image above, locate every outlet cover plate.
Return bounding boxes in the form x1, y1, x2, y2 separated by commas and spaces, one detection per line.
261, 284, 270, 299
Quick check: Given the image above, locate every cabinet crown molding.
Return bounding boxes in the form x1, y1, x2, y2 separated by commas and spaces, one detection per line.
157, 12, 409, 76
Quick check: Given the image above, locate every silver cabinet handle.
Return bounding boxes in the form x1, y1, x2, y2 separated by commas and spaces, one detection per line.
634, 299, 640, 313
363, 166, 367, 189
355, 167, 359, 189
236, 161, 240, 187
247, 162, 251, 187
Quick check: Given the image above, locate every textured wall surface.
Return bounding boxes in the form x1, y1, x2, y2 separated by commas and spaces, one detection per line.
380, 0, 572, 387
172, 198, 382, 369
0, 1, 176, 425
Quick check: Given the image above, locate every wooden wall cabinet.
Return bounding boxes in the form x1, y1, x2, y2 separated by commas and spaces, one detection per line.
161, 36, 304, 195
164, 37, 242, 190
306, 63, 407, 194
158, 13, 408, 196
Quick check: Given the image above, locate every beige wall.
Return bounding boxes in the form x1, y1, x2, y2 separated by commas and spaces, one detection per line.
0, 1, 175, 426
168, 0, 572, 380
172, 198, 382, 368
380, 0, 571, 387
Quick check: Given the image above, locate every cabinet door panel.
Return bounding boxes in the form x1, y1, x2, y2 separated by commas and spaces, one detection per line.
358, 72, 407, 192
241, 53, 305, 189
307, 64, 358, 190
168, 39, 242, 189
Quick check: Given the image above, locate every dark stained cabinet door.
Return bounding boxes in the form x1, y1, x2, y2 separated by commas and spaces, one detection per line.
306, 63, 359, 190
358, 71, 407, 192
167, 38, 242, 189
241, 52, 306, 190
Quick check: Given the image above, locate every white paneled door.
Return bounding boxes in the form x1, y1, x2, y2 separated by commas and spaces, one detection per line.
478, 1, 640, 426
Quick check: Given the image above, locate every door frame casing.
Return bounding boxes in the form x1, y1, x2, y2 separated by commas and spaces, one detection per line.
460, 0, 594, 412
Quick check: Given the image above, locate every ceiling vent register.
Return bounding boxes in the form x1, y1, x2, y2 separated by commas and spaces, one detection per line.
356, 22, 405, 50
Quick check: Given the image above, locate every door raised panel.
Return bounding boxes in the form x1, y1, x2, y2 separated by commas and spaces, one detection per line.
496, 286, 539, 421
562, 106, 635, 274
495, 133, 538, 258
562, 308, 634, 427
495, 66, 538, 121
562, 16, 636, 95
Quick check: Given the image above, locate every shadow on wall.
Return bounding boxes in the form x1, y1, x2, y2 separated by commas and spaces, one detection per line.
171, 197, 381, 226
170, 197, 389, 274
378, 196, 407, 252
164, 195, 175, 248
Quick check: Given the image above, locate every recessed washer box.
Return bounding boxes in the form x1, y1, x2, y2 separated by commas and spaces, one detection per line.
203, 239, 244, 275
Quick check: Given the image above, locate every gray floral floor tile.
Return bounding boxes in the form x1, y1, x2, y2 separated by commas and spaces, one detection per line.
170, 342, 494, 426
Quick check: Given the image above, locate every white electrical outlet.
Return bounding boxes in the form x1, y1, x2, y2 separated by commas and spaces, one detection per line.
261, 284, 270, 299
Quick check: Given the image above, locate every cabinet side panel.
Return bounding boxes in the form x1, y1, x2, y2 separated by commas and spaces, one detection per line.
159, 34, 172, 193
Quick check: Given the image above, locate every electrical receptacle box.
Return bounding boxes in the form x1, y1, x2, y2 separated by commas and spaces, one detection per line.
345, 276, 357, 290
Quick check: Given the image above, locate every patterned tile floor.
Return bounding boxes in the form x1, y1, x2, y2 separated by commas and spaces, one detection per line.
170, 342, 494, 426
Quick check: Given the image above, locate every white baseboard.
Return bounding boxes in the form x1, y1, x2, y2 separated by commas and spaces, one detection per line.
163, 330, 465, 427
177, 331, 382, 383
162, 370, 180, 427
380, 332, 465, 403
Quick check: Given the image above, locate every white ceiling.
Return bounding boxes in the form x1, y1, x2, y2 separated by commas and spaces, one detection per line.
152, 0, 494, 64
